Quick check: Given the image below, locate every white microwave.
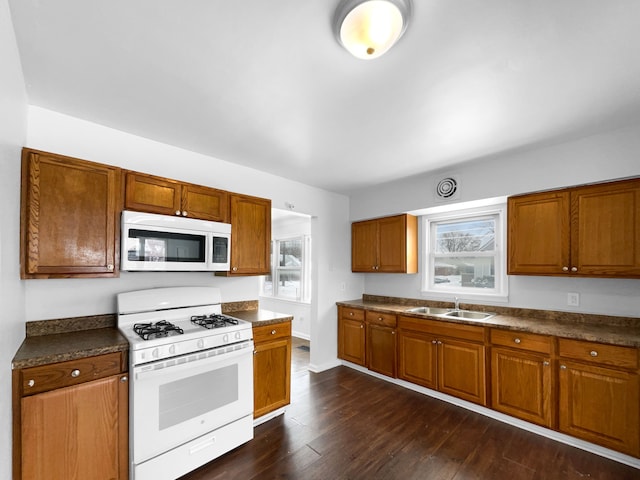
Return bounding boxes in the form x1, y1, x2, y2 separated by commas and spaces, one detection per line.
121, 210, 231, 272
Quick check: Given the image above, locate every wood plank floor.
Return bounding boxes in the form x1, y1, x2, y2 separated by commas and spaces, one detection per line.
181, 339, 639, 480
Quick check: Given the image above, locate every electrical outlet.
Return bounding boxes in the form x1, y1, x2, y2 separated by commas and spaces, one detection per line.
567, 292, 580, 307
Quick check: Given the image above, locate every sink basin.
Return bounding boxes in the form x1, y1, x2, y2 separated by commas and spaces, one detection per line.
443, 310, 495, 320
406, 306, 452, 315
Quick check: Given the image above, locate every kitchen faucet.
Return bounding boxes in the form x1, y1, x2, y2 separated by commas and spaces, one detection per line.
454, 296, 460, 310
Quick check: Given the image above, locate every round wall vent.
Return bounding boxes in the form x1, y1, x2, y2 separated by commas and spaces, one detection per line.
435, 177, 458, 199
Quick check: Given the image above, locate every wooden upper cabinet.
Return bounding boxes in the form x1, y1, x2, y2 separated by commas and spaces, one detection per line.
225, 193, 271, 275
508, 178, 640, 278
124, 171, 229, 222
352, 214, 418, 273
20, 148, 121, 279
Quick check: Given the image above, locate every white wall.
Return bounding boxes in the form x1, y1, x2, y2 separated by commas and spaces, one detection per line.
351, 123, 640, 317
24, 106, 359, 365
0, 0, 27, 477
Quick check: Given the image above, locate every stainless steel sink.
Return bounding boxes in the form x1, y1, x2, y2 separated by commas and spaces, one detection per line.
442, 310, 495, 320
405, 306, 452, 315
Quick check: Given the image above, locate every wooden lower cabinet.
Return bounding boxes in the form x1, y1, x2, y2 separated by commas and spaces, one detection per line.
367, 325, 396, 378
14, 352, 128, 480
490, 330, 554, 428
398, 316, 487, 406
558, 338, 640, 457
253, 321, 292, 418
338, 307, 366, 366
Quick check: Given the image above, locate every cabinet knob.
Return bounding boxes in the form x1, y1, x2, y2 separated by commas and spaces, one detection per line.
182, 211, 188, 216
120, 376, 128, 383
175, 210, 181, 216
437, 340, 443, 345
71, 369, 80, 378
271, 330, 276, 335
560, 364, 567, 370
107, 264, 114, 271
543, 361, 550, 366
431, 340, 437, 344
378, 317, 383, 321
360, 324, 364, 329
349, 312, 354, 316
571, 267, 578, 272
232, 267, 238, 271
513, 338, 521, 344
590, 350, 598, 357
391, 331, 395, 335
562, 266, 569, 271
27, 379, 35, 388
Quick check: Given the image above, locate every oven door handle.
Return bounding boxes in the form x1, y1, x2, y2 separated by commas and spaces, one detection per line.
133, 343, 253, 381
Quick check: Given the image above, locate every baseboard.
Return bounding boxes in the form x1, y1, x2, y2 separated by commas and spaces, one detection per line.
253, 407, 286, 427
308, 359, 341, 373
340, 361, 640, 469
292, 332, 310, 341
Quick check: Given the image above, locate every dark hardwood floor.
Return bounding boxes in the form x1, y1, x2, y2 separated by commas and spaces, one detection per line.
181, 339, 638, 480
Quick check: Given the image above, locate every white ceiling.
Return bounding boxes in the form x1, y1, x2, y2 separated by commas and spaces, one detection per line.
9, 0, 640, 194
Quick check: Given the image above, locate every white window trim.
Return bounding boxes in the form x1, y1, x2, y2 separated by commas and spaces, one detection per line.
421, 203, 508, 303
261, 234, 311, 304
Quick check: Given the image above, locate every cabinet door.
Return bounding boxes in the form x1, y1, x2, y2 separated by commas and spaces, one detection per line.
182, 184, 229, 222
508, 190, 570, 275
367, 324, 396, 378
491, 347, 553, 428
438, 338, 486, 405
572, 179, 640, 277
338, 318, 366, 366
227, 194, 271, 275
124, 171, 182, 216
378, 214, 417, 273
21, 374, 128, 480
352, 219, 378, 271
21, 149, 120, 278
254, 337, 292, 418
559, 360, 639, 457
397, 329, 437, 389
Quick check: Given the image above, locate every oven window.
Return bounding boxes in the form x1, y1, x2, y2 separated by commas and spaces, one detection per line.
127, 229, 206, 263
158, 364, 238, 430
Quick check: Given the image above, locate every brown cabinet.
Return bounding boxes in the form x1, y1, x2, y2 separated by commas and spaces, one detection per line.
490, 330, 554, 428
558, 338, 639, 456
20, 148, 121, 279
508, 178, 640, 278
124, 171, 229, 222
224, 193, 271, 275
352, 214, 418, 273
13, 352, 128, 480
366, 311, 397, 378
398, 316, 487, 405
253, 321, 292, 418
338, 306, 366, 366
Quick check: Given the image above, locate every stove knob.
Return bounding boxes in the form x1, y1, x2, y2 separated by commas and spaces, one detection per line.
152, 348, 159, 359
197, 339, 205, 349
235, 332, 241, 340
223, 334, 229, 344
168, 345, 176, 355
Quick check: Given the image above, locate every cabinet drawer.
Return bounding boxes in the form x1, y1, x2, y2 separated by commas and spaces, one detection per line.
341, 307, 365, 321
253, 321, 292, 344
558, 338, 638, 369
21, 352, 124, 396
366, 310, 397, 327
491, 329, 553, 354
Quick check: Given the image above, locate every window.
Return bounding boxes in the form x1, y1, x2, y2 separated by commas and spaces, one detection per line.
423, 205, 507, 299
261, 236, 311, 303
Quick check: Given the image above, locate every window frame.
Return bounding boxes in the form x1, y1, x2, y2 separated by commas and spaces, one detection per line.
261, 234, 311, 304
421, 204, 508, 302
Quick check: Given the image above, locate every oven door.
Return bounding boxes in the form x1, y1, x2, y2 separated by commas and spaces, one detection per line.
131, 344, 253, 465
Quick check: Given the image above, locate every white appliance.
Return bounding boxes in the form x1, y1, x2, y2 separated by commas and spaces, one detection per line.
121, 210, 231, 272
117, 287, 254, 480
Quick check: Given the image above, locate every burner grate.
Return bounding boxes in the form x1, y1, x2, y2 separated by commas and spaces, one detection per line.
191, 314, 239, 329
133, 320, 184, 340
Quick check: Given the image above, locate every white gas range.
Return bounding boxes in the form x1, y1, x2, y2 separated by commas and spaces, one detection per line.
117, 286, 254, 480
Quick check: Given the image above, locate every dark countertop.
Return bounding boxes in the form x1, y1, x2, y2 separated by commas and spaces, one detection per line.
12, 327, 129, 370
228, 309, 294, 327
337, 297, 640, 348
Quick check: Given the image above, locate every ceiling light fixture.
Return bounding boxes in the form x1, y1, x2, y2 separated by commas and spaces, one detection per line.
334, 0, 412, 60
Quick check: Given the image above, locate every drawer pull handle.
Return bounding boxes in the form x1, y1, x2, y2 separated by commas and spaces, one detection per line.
513, 338, 521, 344
590, 350, 598, 357
27, 379, 35, 387
71, 369, 80, 378
271, 330, 276, 335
